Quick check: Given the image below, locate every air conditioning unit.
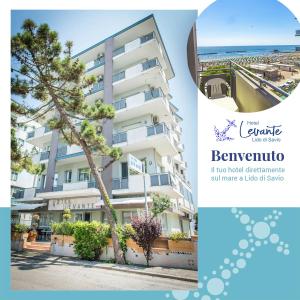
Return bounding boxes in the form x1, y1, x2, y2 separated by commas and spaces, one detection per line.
153, 115, 159, 124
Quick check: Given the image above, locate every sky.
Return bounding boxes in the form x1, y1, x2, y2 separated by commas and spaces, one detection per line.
197, 0, 300, 46
11, 10, 198, 205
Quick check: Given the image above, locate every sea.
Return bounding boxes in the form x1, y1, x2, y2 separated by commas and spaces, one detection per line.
198, 45, 298, 61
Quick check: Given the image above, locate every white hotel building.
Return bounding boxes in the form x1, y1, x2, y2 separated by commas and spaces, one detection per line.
12, 15, 195, 235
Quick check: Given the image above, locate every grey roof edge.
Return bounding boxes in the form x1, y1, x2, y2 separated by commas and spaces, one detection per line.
72, 14, 175, 78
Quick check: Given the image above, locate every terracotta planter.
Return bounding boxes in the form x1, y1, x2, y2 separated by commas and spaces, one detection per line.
126, 239, 143, 253
168, 239, 194, 253
27, 231, 37, 242
51, 235, 74, 245
153, 237, 169, 250
11, 232, 28, 251
11, 232, 28, 241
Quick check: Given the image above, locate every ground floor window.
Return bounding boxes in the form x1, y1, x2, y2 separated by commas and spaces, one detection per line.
122, 211, 138, 224
64, 170, 72, 183
75, 213, 83, 221
11, 171, 18, 181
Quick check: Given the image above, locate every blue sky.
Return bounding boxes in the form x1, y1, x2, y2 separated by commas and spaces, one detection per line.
11, 10, 198, 204
197, 0, 299, 46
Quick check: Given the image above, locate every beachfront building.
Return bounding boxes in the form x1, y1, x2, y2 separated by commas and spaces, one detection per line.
12, 15, 195, 236
249, 64, 280, 80
11, 116, 44, 225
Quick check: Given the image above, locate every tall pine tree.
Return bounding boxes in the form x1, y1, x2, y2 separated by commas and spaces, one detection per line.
11, 19, 125, 263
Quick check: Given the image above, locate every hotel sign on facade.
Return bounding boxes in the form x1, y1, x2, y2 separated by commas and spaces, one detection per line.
48, 198, 102, 211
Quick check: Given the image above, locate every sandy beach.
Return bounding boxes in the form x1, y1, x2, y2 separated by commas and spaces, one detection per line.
199, 52, 300, 68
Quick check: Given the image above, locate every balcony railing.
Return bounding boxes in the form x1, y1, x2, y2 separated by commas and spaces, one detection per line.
147, 122, 169, 137
113, 46, 125, 57
112, 71, 125, 82
113, 99, 127, 110
230, 61, 290, 99
150, 173, 172, 187
86, 81, 104, 96
36, 185, 63, 193
86, 56, 105, 72
112, 131, 127, 144
140, 32, 155, 44
112, 178, 129, 190
56, 146, 68, 158
142, 58, 160, 71
12, 190, 25, 199
40, 151, 50, 161
144, 88, 164, 101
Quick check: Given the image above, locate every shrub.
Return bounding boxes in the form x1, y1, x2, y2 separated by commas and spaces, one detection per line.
63, 208, 72, 221
12, 224, 29, 233
73, 221, 110, 260
115, 224, 136, 262
151, 193, 171, 217
51, 222, 75, 236
169, 231, 188, 241
130, 216, 162, 267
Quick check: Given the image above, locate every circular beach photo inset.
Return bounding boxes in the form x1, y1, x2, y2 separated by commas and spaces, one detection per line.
187, 0, 300, 112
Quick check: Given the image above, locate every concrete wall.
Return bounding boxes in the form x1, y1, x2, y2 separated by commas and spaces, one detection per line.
235, 71, 281, 112
50, 237, 198, 270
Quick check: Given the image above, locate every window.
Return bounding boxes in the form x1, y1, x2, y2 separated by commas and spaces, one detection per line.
121, 162, 128, 179
11, 171, 18, 181
78, 168, 90, 182
141, 158, 147, 173
75, 213, 83, 221
122, 211, 137, 224
160, 213, 168, 233
64, 170, 72, 183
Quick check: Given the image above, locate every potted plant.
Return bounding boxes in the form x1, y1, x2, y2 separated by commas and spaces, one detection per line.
27, 214, 39, 242
168, 232, 193, 252
11, 224, 29, 251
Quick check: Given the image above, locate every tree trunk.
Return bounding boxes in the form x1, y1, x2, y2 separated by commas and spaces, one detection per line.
50, 94, 125, 264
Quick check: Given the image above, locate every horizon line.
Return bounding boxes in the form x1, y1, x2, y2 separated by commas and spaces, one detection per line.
198, 44, 298, 47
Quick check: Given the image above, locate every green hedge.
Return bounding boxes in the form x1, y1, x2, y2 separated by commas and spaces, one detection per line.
169, 231, 188, 241
73, 221, 110, 260
51, 222, 75, 236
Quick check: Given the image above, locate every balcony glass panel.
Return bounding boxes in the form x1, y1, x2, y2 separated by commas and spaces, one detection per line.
140, 32, 154, 44
12, 189, 25, 199
56, 146, 68, 158
93, 56, 105, 68
150, 173, 171, 187
112, 132, 127, 144
90, 81, 104, 94
40, 151, 50, 161
142, 58, 159, 71
27, 131, 35, 138
144, 88, 163, 101
150, 175, 159, 186
113, 71, 125, 82
147, 123, 169, 137
113, 99, 127, 110
88, 181, 97, 188
53, 185, 63, 192
112, 178, 128, 190
113, 46, 125, 57
160, 174, 170, 185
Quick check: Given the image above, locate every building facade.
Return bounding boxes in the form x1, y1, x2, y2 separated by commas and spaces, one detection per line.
12, 15, 195, 236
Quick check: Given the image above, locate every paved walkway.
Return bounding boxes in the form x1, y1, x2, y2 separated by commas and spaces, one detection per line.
11, 251, 198, 283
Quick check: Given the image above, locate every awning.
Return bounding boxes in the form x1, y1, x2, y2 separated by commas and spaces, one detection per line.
11, 203, 47, 211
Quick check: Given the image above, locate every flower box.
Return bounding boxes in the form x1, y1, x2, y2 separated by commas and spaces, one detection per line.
168, 239, 194, 253
126, 238, 143, 253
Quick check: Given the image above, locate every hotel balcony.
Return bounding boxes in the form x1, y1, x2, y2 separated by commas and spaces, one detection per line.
26, 126, 52, 147
84, 57, 169, 103
112, 122, 178, 156
84, 32, 169, 78
35, 172, 181, 199
113, 88, 173, 123
199, 61, 289, 112
32, 145, 85, 166
11, 187, 42, 201
112, 172, 182, 198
